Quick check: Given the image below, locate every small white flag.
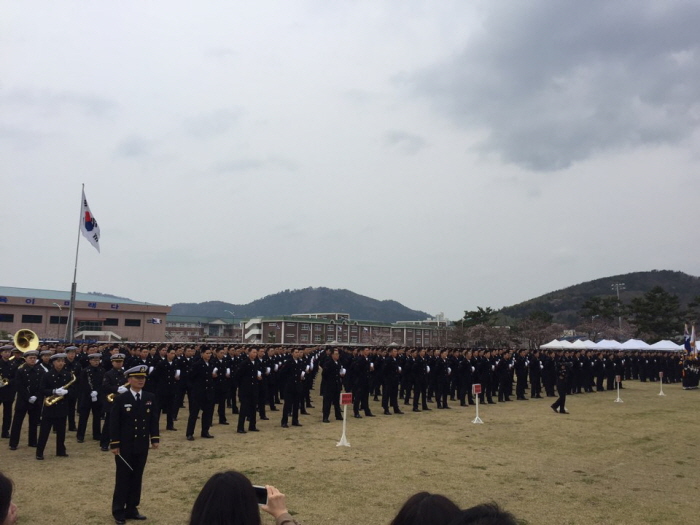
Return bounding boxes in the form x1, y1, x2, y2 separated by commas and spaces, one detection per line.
80, 189, 100, 252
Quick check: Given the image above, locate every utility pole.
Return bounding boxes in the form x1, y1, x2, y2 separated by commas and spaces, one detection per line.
611, 282, 625, 332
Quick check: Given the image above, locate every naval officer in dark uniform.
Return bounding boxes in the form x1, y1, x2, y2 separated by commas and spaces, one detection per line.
110, 365, 160, 525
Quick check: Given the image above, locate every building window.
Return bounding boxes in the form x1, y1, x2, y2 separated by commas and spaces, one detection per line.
78, 320, 102, 331
351, 326, 358, 332
0, 314, 14, 323
300, 334, 309, 342
125, 319, 141, 327
350, 336, 358, 343
314, 335, 322, 343
49, 316, 68, 325
300, 324, 310, 331
326, 335, 335, 342
104, 318, 119, 326
314, 325, 322, 331
21, 315, 42, 324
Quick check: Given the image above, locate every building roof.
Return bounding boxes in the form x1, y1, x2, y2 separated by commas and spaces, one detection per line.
0, 286, 165, 306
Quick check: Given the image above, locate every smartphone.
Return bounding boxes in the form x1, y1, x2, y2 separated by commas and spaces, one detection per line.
253, 485, 268, 506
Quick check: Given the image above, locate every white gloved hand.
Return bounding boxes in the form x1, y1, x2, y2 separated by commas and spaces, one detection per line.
340, 367, 346, 376
91, 392, 98, 402
148, 366, 154, 374
398, 366, 402, 373
274, 364, 279, 372
175, 369, 181, 379
29, 396, 37, 404
492, 365, 495, 371
55, 388, 68, 396
301, 371, 306, 379
448, 367, 452, 374
471, 366, 476, 373
256, 370, 262, 379
306, 365, 310, 372
265, 367, 271, 375
226, 368, 231, 378
426, 366, 431, 373
117, 386, 128, 394
213, 367, 218, 375
540, 363, 544, 369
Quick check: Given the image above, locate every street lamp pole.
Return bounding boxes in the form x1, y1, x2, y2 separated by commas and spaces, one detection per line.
224, 310, 235, 342
52, 303, 62, 340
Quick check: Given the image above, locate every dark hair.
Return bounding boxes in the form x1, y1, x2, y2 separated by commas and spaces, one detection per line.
189, 471, 261, 525
0, 471, 13, 524
390, 492, 461, 525
448, 503, 521, 525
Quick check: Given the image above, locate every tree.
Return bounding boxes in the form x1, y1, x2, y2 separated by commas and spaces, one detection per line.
579, 296, 622, 322
627, 286, 684, 342
457, 307, 497, 329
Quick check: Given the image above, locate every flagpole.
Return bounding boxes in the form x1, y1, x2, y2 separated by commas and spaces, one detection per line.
66, 184, 84, 343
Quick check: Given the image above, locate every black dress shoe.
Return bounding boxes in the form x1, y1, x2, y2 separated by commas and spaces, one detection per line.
281, 423, 289, 428
422, 407, 431, 411
413, 408, 421, 412
57, 453, 69, 457
237, 429, 247, 434
248, 428, 259, 432
354, 414, 362, 419
291, 423, 302, 427
383, 410, 392, 415
186, 435, 195, 441
365, 413, 375, 417
219, 421, 229, 425
9, 446, 17, 450
77, 438, 84, 443
201, 433, 214, 438
300, 411, 309, 415
166, 427, 178, 431
322, 419, 330, 423
259, 416, 269, 420
125, 512, 147, 520
101, 445, 109, 451
36, 455, 44, 460
394, 410, 404, 415
270, 407, 278, 411
115, 519, 126, 525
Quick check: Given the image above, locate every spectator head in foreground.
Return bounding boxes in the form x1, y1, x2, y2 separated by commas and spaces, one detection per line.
189, 470, 294, 525
390, 491, 461, 525
0, 472, 18, 525
448, 503, 522, 525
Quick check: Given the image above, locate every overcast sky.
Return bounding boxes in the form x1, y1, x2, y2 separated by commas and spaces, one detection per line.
3, 1, 700, 320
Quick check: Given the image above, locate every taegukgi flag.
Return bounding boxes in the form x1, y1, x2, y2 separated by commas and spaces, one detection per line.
81, 189, 100, 252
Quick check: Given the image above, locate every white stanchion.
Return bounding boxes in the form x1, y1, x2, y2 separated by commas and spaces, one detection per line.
472, 384, 483, 424
336, 393, 352, 447
614, 375, 623, 403
658, 371, 666, 396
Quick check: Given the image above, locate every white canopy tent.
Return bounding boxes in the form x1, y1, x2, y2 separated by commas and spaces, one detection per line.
620, 339, 652, 350
648, 340, 683, 352
594, 339, 623, 350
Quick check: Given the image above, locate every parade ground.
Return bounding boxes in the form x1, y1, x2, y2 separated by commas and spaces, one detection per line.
1, 380, 697, 525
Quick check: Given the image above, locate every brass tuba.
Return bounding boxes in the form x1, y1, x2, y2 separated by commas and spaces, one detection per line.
13, 329, 39, 352
44, 373, 77, 406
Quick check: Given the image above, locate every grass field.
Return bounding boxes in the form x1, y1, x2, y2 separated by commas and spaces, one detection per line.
2, 380, 698, 525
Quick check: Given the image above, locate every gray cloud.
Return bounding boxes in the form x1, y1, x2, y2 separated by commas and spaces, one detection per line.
0, 89, 117, 117
183, 109, 242, 139
116, 136, 153, 158
384, 130, 428, 155
406, 1, 700, 171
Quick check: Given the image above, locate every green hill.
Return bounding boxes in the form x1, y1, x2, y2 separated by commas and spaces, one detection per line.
498, 270, 700, 326
170, 287, 431, 324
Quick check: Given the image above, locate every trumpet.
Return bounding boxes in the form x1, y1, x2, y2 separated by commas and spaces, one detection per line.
44, 373, 76, 407
107, 381, 130, 403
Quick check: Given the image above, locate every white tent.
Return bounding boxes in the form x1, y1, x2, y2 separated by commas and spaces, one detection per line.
582, 340, 598, 349
620, 339, 652, 350
648, 340, 683, 352
540, 339, 564, 349
571, 339, 589, 350
595, 339, 623, 350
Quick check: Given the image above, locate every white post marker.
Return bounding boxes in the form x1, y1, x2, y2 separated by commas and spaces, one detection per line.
471, 384, 483, 424
614, 375, 623, 403
336, 392, 353, 447
658, 371, 665, 396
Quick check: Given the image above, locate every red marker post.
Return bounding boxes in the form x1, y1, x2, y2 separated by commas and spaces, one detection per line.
337, 393, 353, 447
471, 384, 483, 424
614, 375, 623, 403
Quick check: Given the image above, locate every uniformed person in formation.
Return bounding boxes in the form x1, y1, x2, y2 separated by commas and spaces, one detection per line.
110, 365, 160, 525
0, 344, 16, 439
36, 353, 73, 460
9, 349, 43, 451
